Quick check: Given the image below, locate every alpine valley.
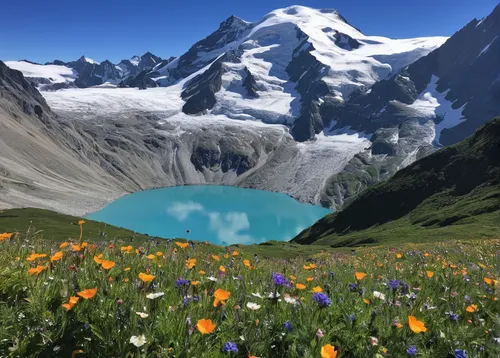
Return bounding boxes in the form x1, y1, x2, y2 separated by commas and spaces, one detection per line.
2, 4, 500, 218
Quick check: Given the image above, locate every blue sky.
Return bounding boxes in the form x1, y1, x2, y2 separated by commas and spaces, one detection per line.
1, 0, 497, 63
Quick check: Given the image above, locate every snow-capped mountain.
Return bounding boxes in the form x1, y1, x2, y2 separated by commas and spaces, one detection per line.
2, 4, 499, 214
142, 6, 447, 141
5, 52, 168, 90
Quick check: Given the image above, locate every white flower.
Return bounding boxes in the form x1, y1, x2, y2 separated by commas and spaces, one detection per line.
135, 312, 149, 318
146, 292, 165, 300
493, 337, 500, 344
251, 292, 264, 299
268, 292, 280, 299
284, 295, 298, 305
207, 276, 218, 282
373, 291, 386, 301
246, 302, 261, 310
130, 334, 147, 347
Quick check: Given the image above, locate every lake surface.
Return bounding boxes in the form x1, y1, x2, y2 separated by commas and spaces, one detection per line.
87, 186, 331, 245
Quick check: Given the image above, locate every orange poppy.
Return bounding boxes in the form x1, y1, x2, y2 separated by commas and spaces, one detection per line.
395, 322, 403, 329
196, 319, 216, 334
321, 344, 337, 358
59, 242, 70, 248
28, 265, 49, 275
77, 288, 97, 299
466, 304, 477, 313
243, 259, 252, 269
26, 253, 47, 261
199, 270, 206, 275
139, 272, 156, 282
232, 250, 239, 256
355, 272, 367, 280
191, 280, 200, 286
94, 254, 103, 265
224, 254, 229, 259
426, 271, 434, 278
212, 255, 220, 261
176, 242, 189, 249
62, 296, 80, 310
186, 258, 197, 269
146, 254, 156, 260
312, 286, 323, 293
306, 277, 314, 282
396, 253, 403, 259
363, 298, 370, 304
101, 260, 115, 270
71, 244, 82, 252
290, 275, 297, 280
408, 315, 427, 333
484, 277, 498, 286
213, 288, 230, 307
296, 283, 306, 290
78, 220, 85, 226
50, 251, 63, 262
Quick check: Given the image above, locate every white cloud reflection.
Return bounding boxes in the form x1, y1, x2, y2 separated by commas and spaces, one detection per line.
166, 201, 204, 221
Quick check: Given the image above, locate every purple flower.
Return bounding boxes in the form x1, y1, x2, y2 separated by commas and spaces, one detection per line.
272, 272, 286, 286
455, 349, 467, 358
464, 275, 470, 282
222, 342, 238, 353
464, 295, 471, 303
175, 278, 189, 288
183, 296, 190, 306
449, 312, 459, 322
284, 321, 293, 332
312, 292, 331, 308
349, 283, 358, 291
349, 314, 356, 322
389, 280, 400, 290
406, 345, 417, 356
401, 282, 409, 295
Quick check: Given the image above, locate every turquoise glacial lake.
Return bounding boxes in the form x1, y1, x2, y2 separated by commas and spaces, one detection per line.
87, 185, 331, 245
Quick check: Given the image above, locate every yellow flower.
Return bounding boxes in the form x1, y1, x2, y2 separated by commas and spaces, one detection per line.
212, 255, 220, 261
196, 319, 216, 334
396, 253, 403, 259
199, 270, 206, 275
289, 275, 297, 280
78, 220, 85, 226
321, 344, 337, 358
408, 315, 427, 333
123, 267, 131, 271
219, 265, 226, 273
312, 286, 323, 293
77, 288, 97, 299
306, 276, 314, 282
146, 254, 156, 260
50, 251, 63, 262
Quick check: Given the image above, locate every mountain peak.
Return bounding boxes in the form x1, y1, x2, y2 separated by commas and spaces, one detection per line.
78, 56, 99, 65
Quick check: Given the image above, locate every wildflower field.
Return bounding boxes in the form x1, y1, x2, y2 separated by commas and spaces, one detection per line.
0, 224, 499, 357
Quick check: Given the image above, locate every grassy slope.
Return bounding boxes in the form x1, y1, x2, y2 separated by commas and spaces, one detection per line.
0, 208, 333, 258
293, 118, 500, 246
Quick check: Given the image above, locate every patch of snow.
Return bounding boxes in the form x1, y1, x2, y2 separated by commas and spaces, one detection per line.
478, 36, 498, 57
83, 56, 99, 65
398, 75, 466, 144
5, 61, 77, 83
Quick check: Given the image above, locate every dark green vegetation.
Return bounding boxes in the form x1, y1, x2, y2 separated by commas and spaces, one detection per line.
294, 118, 500, 246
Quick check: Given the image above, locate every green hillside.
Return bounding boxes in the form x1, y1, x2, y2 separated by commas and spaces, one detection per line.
293, 118, 500, 246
